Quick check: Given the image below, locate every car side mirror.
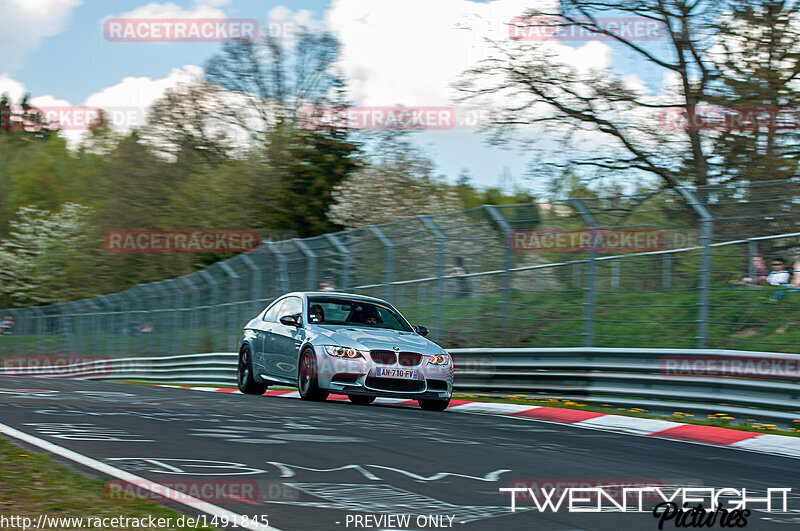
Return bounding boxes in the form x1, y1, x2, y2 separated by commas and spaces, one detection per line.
414, 325, 429, 337
279, 314, 302, 327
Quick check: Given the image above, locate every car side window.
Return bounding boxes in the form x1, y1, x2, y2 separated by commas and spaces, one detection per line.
279, 297, 302, 318
262, 299, 283, 322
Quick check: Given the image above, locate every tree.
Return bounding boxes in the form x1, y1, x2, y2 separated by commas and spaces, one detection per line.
0, 203, 100, 307
457, 0, 724, 189
141, 80, 233, 166
710, 0, 800, 183
328, 136, 463, 229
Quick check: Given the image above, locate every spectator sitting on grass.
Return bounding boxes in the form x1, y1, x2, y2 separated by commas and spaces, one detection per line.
769, 252, 800, 301
740, 254, 769, 285
766, 258, 790, 286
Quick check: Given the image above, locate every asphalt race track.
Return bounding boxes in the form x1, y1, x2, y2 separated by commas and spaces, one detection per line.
1, 378, 799, 531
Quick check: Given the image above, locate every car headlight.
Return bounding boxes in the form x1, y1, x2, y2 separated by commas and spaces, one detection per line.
427, 353, 451, 366
324, 346, 366, 359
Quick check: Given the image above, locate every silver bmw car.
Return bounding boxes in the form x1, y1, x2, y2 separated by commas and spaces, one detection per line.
238, 292, 454, 410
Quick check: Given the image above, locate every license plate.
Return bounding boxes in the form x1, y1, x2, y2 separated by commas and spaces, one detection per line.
376, 367, 418, 379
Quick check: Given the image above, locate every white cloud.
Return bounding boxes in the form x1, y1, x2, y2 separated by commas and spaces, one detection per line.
0, 0, 81, 73
112, 2, 225, 20
83, 65, 204, 133
0, 75, 28, 101
326, 0, 573, 107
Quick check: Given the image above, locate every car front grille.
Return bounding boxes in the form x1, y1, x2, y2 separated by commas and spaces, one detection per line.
365, 377, 425, 393
398, 352, 422, 366
370, 350, 396, 365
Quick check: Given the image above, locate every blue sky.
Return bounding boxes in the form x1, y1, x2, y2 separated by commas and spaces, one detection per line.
0, 0, 669, 194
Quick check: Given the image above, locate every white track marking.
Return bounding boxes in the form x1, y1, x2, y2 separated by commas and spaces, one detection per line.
574, 415, 683, 435
0, 422, 280, 531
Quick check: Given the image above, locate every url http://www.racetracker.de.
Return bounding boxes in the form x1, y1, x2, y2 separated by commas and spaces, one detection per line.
0, 513, 271, 529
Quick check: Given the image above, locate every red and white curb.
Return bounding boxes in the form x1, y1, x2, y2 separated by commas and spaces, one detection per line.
157, 385, 800, 460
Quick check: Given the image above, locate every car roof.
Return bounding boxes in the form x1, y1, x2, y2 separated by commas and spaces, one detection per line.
286, 291, 390, 305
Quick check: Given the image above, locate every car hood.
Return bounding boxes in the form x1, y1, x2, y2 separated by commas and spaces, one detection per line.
313, 326, 438, 353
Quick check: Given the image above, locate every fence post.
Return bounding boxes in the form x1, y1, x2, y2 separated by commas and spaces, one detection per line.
218, 262, 240, 352
31, 307, 46, 355
367, 225, 395, 302
325, 233, 351, 291
266, 242, 290, 293
239, 254, 262, 316
570, 198, 597, 348
418, 216, 446, 341
747, 239, 756, 279
198, 270, 218, 351
293, 238, 318, 291
676, 186, 713, 349
662, 253, 672, 289
95, 296, 114, 357
610, 260, 620, 291
483, 205, 511, 344
162, 279, 182, 355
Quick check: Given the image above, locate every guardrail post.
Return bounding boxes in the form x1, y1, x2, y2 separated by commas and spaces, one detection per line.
266, 242, 290, 293
676, 186, 713, 348
484, 205, 511, 344
325, 233, 351, 291
293, 239, 318, 291
570, 198, 597, 348
419, 216, 446, 341
367, 225, 395, 302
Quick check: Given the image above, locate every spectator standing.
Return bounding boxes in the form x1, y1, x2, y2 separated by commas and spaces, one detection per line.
448, 256, 470, 298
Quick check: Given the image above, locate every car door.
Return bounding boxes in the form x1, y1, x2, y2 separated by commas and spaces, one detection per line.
271, 296, 304, 382
254, 298, 283, 379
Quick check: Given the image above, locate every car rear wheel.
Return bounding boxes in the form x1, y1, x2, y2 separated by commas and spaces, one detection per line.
298, 349, 328, 401
418, 398, 450, 411
348, 395, 376, 405
238, 345, 268, 395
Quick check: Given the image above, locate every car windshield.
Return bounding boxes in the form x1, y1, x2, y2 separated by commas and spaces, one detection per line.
307, 297, 412, 332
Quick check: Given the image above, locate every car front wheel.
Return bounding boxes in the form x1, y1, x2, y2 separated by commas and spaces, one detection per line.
238, 345, 268, 395
298, 349, 328, 401
418, 398, 450, 411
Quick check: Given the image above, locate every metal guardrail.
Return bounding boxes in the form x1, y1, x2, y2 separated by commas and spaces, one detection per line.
3, 348, 799, 424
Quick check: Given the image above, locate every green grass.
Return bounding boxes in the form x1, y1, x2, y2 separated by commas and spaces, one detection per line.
0, 436, 214, 529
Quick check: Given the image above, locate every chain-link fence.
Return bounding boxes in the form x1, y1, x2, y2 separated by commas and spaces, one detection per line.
1, 178, 799, 359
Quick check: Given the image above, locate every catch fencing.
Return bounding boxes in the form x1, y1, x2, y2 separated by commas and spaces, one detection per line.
1, 178, 799, 357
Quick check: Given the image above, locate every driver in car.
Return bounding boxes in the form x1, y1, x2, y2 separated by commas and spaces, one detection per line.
309, 304, 325, 324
